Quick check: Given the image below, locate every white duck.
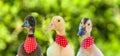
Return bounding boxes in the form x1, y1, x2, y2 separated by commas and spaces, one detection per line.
77, 18, 104, 56
46, 16, 74, 56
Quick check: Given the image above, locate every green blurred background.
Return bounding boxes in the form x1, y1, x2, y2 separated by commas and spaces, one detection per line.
0, 0, 120, 56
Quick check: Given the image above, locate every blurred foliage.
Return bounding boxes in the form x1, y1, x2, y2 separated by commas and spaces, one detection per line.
0, 0, 120, 56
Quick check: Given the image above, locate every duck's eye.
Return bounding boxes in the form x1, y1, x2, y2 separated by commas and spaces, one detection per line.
58, 20, 60, 22
88, 23, 90, 26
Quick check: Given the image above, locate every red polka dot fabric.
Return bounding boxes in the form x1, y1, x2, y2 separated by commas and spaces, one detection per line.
24, 37, 37, 54
55, 35, 68, 47
81, 36, 94, 49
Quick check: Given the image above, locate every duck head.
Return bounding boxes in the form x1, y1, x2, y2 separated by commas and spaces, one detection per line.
22, 15, 36, 35
77, 18, 92, 37
22, 15, 36, 28
46, 16, 65, 35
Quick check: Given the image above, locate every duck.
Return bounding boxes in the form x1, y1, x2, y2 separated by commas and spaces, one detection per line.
46, 16, 74, 56
77, 18, 104, 56
17, 15, 42, 56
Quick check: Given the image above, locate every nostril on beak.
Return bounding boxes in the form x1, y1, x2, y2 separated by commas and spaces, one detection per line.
51, 24, 53, 26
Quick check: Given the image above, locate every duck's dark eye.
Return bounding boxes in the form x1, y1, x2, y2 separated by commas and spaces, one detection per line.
29, 18, 34, 23
58, 20, 60, 22
88, 23, 90, 26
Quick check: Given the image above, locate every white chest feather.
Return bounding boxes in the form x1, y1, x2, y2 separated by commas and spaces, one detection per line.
77, 44, 104, 56
47, 42, 74, 56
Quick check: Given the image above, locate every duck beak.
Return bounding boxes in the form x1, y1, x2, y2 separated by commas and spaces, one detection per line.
46, 22, 55, 31
22, 21, 30, 28
77, 27, 86, 37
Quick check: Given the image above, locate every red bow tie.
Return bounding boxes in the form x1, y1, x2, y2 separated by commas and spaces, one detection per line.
24, 37, 37, 54
81, 36, 94, 49
55, 35, 68, 47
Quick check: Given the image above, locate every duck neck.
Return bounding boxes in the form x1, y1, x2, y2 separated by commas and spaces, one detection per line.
55, 28, 68, 47
24, 26, 37, 54
82, 33, 91, 40
28, 27, 35, 37
80, 33, 94, 49
56, 29, 65, 36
